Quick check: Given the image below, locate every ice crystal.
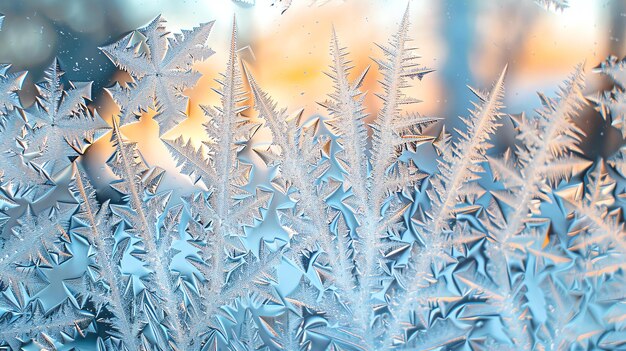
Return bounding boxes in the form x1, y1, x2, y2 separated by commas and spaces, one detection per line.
0, 8, 625, 351
0, 65, 27, 185
100, 16, 214, 134
0, 64, 23, 115
24, 60, 108, 180
594, 56, 626, 178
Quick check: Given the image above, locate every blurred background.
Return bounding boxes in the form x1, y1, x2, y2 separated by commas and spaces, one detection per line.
0, 0, 624, 201
0, 0, 623, 109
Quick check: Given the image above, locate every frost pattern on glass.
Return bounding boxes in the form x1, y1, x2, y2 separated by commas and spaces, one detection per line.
0, 7, 625, 351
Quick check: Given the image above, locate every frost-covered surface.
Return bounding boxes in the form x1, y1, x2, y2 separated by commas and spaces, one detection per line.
0, 8, 625, 351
